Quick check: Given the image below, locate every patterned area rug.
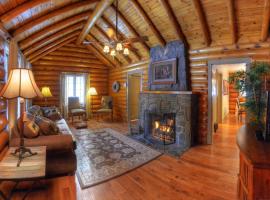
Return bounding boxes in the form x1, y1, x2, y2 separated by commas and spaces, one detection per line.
74, 128, 162, 188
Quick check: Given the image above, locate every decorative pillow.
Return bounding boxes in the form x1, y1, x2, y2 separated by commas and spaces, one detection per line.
18, 113, 39, 138
41, 107, 62, 121
27, 105, 43, 116
35, 115, 59, 136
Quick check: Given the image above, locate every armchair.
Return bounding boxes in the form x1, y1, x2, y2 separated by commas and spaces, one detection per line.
96, 96, 113, 122
68, 97, 86, 123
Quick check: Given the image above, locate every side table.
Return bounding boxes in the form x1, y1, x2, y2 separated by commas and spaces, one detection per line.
0, 146, 46, 200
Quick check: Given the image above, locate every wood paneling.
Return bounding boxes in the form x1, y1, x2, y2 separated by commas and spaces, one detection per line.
32, 42, 109, 111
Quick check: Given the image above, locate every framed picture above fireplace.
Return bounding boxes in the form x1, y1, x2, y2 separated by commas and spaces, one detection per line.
151, 58, 177, 85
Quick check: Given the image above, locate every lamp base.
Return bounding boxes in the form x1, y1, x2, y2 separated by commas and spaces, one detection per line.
12, 146, 37, 167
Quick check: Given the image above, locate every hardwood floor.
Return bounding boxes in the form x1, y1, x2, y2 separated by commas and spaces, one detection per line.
1, 115, 243, 200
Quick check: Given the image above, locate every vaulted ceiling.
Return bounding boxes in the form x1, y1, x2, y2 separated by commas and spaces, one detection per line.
0, 0, 269, 67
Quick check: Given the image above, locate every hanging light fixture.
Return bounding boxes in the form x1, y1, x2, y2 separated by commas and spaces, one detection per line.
116, 42, 123, 51
123, 47, 129, 56
110, 49, 116, 57
103, 45, 110, 54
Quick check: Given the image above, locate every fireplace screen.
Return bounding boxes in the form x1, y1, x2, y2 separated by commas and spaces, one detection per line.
150, 113, 176, 145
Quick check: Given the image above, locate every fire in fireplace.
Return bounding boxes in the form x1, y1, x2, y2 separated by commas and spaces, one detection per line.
150, 113, 176, 145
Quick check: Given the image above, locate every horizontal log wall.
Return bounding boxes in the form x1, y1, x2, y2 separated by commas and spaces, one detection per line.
32, 43, 109, 112
109, 43, 270, 144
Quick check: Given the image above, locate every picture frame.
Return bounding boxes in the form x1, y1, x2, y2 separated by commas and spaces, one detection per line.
151, 58, 177, 85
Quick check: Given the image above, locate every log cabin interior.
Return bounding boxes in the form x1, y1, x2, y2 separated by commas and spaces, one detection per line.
0, 0, 269, 199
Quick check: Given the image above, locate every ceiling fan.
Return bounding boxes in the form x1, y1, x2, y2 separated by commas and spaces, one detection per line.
83, 0, 148, 57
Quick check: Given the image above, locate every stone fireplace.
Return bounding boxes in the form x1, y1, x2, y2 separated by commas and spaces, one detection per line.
139, 91, 198, 151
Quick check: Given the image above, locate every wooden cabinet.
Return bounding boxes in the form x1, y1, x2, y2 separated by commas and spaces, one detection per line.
237, 126, 270, 200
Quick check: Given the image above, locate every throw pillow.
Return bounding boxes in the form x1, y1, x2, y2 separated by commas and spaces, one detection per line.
27, 105, 43, 116
41, 107, 62, 121
35, 115, 59, 135
19, 113, 39, 138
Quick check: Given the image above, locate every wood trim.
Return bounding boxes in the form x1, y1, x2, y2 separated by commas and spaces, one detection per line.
130, 0, 166, 46
87, 34, 122, 66
159, 0, 187, 46
100, 16, 142, 61
27, 31, 80, 60
261, 0, 270, 41
76, 0, 114, 44
86, 44, 116, 68
0, 22, 12, 41
13, 0, 98, 41
19, 12, 90, 50
0, 0, 50, 23
191, 0, 211, 46
227, 0, 237, 44
110, 5, 150, 54
94, 25, 132, 63
23, 22, 84, 56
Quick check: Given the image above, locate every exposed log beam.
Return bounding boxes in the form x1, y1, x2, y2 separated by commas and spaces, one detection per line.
94, 25, 132, 64
129, 0, 166, 46
159, 0, 188, 46
28, 31, 80, 61
23, 22, 84, 56
87, 34, 122, 66
191, 0, 211, 46
111, 5, 150, 54
261, 0, 270, 41
86, 45, 116, 68
100, 16, 142, 61
13, 0, 98, 41
19, 11, 90, 50
76, 0, 114, 44
0, 0, 50, 23
227, 0, 237, 44
29, 37, 77, 63
0, 22, 12, 41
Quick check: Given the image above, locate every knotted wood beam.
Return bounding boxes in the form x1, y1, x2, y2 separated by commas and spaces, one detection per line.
261, 0, 270, 41
76, 0, 114, 44
159, 0, 188, 46
191, 0, 211, 46
227, 0, 237, 44
0, 0, 50, 23
130, 0, 166, 46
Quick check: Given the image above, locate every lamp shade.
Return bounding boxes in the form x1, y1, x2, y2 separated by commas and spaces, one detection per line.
41, 86, 52, 97
0, 68, 42, 99
89, 87, 97, 95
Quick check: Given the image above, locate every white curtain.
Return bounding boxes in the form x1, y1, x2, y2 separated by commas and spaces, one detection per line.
60, 72, 89, 119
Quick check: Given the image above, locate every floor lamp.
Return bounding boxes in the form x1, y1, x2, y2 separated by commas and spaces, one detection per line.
0, 68, 42, 167
89, 87, 97, 117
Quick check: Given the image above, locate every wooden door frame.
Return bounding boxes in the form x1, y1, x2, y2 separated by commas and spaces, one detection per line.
207, 58, 251, 144
126, 69, 143, 132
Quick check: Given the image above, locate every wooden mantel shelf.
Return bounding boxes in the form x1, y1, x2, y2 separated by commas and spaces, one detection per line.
141, 91, 193, 95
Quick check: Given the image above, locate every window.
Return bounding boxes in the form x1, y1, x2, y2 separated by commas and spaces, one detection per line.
66, 74, 86, 105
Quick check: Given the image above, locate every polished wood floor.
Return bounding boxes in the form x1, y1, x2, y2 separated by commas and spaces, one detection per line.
1, 115, 243, 200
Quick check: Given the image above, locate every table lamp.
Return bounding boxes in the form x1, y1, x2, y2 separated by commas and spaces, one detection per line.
0, 68, 42, 167
89, 87, 97, 114
41, 86, 52, 106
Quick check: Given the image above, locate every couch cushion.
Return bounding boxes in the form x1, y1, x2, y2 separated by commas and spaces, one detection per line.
96, 108, 112, 113
70, 108, 86, 114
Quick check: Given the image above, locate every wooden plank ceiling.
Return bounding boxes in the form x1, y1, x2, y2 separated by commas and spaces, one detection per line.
0, 0, 269, 68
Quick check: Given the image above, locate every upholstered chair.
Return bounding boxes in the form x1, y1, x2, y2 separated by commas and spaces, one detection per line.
96, 96, 113, 121
68, 97, 86, 123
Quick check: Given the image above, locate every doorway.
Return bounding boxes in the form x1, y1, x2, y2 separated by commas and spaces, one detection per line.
127, 70, 142, 133
208, 58, 250, 144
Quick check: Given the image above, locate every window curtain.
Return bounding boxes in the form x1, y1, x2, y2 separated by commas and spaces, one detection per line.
85, 74, 91, 119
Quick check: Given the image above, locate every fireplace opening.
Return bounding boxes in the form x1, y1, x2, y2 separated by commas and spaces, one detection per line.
149, 113, 176, 145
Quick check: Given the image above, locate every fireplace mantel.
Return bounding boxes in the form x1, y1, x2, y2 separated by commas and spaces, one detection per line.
141, 91, 193, 95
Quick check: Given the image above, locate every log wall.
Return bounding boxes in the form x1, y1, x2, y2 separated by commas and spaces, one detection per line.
109, 43, 270, 144
32, 43, 109, 112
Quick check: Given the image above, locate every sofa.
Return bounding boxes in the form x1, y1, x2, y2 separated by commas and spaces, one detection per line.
9, 106, 77, 178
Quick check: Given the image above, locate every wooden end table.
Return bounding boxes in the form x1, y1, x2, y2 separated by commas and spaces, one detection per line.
0, 146, 46, 200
